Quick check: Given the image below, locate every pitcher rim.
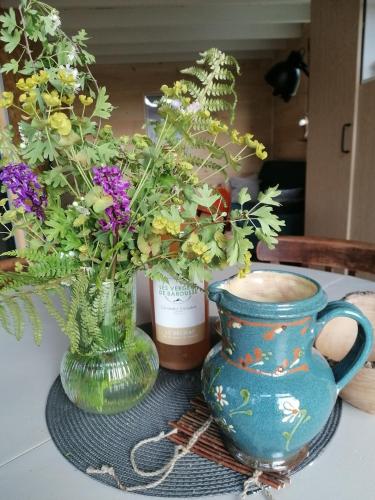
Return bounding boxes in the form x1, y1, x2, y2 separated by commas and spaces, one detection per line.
208, 269, 328, 319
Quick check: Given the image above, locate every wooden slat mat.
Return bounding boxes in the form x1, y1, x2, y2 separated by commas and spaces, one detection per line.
167, 396, 290, 490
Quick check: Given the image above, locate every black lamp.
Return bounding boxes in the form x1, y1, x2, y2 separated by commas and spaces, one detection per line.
265, 50, 309, 102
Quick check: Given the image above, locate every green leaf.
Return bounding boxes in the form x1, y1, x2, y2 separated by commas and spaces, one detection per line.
190, 184, 220, 208
19, 60, 35, 75
0, 28, 21, 53
93, 87, 114, 119
85, 186, 102, 207
188, 261, 211, 282
161, 205, 183, 224
226, 225, 253, 266
72, 29, 89, 45
257, 185, 281, 206
0, 9, 17, 31
93, 196, 113, 213
150, 236, 161, 256
0, 58, 18, 74
43, 166, 68, 188
96, 142, 118, 163
137, 234, 150, 255
44, 219, 65, 241
146, 263, 169, 282
238, 187, 251, 207
182, 200, 198, 219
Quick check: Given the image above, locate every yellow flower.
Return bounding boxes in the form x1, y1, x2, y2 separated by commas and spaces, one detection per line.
42, 90, 61, 107
0, 91, 14, 108
189, 174, 199, 185
21, 102, 35, 115
255, 141, 268, 161
180, 161, 193, 171
165, 220, 180, 236
231, 129, 244, 145
26, 90, 37, 103
202, 252, 213, 264
160, 84, 172, 96
16, 78, 30, 92
152, 216, 167, 234
61, 94, 75, 105
208, 119, 228, 135
18, 89, 37, 113
57, 68, 76, 85
244, 133, 256, 148
36, 70, 49, 85
191, 241, 209, 256
174, 81, 187, 95
16, 77, 37, 92
238, 251, 252, 278
15, 261, 24, 272
79, 95, 93, 106
200, 109, 210, 118
49, 112, 72, 136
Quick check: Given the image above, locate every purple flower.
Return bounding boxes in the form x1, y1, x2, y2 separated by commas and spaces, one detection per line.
0, 163, 47, 220
92, 165, 131, 233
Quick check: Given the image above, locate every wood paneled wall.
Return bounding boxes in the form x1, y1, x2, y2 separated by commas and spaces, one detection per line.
94, 59, 273, 181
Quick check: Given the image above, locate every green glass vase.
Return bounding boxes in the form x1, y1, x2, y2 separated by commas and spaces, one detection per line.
60, 276, 159, 415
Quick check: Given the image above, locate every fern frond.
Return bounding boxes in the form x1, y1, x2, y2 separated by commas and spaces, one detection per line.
0, 303, 12, 335
37, 290, 66, 330
80, 298, 102, 349
28, 254, 80, 279
180, 67, 209, 85
180, 48, 240, 123
20, 295, 42, 345
3, 298, 24, 340
65, 272, 89, 353
53, 286, 70, 316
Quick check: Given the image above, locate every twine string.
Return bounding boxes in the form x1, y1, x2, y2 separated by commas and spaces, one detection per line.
87, 415, 276, 499
87, 416, 214, 493
242, 470, 275, 500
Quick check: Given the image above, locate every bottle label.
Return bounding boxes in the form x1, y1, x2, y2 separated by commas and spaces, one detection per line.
153, 278, 205, 345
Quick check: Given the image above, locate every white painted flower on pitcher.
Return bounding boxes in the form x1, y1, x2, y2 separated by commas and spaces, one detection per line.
278, 397, 301, 423
215, 385, 229, 407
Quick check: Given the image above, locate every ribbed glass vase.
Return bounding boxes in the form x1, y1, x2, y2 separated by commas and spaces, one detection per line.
60, 275, 159, 415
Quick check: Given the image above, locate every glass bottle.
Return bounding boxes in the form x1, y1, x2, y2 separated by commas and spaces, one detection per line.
150, 276, 209, 371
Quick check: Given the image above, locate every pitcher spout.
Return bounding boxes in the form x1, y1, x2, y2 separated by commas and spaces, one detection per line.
208, 280, 226, 306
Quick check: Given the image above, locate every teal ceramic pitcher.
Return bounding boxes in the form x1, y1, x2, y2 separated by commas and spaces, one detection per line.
202, 270, 373, 471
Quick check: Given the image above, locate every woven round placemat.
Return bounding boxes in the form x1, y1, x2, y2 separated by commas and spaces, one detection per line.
46, 367, 342, 497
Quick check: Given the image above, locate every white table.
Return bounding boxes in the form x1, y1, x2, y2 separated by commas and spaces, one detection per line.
0, 264, 374, 500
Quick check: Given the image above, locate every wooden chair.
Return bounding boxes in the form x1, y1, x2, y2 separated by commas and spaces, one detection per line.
256, 236, 375, 276
0, 257, 19, 272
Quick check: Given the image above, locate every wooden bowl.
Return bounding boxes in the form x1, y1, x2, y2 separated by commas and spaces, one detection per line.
315, 291, 375, 414
340, 363, 375, 414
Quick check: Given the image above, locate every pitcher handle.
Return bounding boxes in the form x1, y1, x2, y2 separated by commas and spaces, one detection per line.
314, 301, 373, 392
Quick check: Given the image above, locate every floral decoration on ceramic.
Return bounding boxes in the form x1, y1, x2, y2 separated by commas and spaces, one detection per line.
279, 396, 311, 451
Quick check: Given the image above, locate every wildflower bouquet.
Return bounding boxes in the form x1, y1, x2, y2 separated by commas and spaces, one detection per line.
0, 0, 284, 356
